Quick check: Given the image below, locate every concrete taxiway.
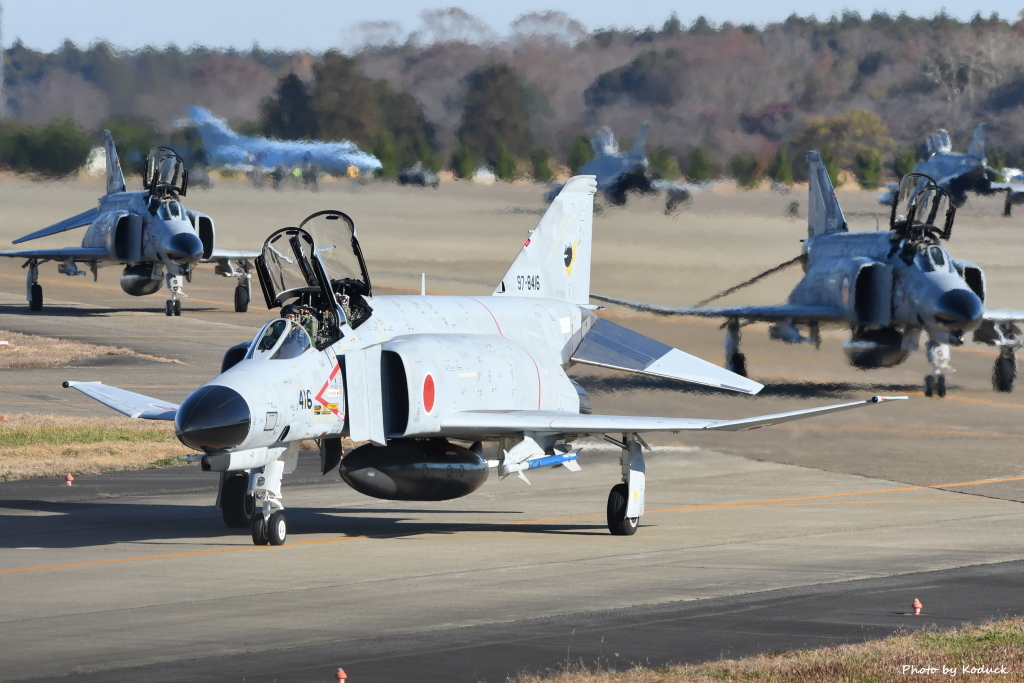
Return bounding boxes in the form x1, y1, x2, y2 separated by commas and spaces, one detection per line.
3, 179, 1024, 681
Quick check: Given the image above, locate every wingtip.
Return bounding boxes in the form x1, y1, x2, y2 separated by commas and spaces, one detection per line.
871, 395, 909, 403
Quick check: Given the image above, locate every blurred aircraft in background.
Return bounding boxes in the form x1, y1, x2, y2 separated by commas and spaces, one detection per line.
879, 123, 1024, 216
185, 106, 381, 188
544, 123, 695, 214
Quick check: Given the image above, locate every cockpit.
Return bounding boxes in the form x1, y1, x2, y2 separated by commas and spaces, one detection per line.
247, 318, 312, 361
143, 146, 189, 198
254, 210, 374, 351
915, 245, 954, 273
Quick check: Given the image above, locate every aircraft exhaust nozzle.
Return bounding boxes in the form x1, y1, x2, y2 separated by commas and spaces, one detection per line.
175, 385, 251, 451
934, 289, 984, 328
165, 232, 204, 263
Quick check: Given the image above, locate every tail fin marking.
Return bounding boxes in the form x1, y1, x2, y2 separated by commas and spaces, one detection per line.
493, 175, 596, 304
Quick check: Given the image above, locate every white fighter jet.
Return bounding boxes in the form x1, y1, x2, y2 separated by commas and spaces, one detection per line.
66, 176, 903, 545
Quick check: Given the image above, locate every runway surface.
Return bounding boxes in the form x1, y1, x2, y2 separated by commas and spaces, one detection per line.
2, 178, 1024, 681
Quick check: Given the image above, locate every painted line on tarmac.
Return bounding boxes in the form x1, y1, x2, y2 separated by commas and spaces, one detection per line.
6, 477, 1021, 575
0, 535, 367, 574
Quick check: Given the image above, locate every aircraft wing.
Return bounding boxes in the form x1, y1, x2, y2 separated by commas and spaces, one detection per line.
0, 246, 109, 261
204, 248, 261, 263
571, 319, 762, 394
12, 208, 100, 244
982, 310, 1024, 323
63, 381, 178, 420
440, 396, 904, 437
591, 294, 845, 323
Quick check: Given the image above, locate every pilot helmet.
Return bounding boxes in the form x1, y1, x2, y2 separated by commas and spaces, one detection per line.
281, 304, 300, 318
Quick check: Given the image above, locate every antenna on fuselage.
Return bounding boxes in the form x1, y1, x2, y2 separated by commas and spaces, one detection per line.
421, 273, 426, 296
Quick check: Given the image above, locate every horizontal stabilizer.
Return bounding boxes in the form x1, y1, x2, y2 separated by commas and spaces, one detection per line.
571, 318, 762, 394
13, 208, 100, 244
63, 381, 178, 420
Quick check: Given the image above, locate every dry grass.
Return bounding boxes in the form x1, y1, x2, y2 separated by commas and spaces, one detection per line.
0, 329, 178, 368
0, 413, 186, 480
515, 618, 1024, 682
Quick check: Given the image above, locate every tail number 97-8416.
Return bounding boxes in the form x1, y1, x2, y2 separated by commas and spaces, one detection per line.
517, 274, 540, 291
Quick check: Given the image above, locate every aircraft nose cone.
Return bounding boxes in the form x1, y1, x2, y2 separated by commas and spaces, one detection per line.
934, 289, 984, 327
175, 385, 250, 451
165, 232, 204, 262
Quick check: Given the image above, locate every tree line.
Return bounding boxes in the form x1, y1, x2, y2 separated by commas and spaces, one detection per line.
4, 10, 1024, 184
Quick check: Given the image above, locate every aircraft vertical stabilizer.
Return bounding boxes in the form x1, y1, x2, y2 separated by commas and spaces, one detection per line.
806, 150, 847, 238
629, 122, 649, 160
103, 130, 126, 195
493, 175, 596, 305
966, 122, 986, 161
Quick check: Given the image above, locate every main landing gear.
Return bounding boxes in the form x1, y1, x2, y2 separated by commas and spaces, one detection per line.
605, 433, 647, 535
993, 347, 1017, 393
924, 340, 950, 398
215, 260, 252, 313
26, 260, 43, 311
218, 472, 256, 528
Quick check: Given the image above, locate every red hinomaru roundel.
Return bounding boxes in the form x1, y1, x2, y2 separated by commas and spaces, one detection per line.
422, 373, 435, 413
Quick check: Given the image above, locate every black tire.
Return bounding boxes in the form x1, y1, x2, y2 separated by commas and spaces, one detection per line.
729, 352, 747, 378
937, 374, 947, 398
268, 511, 287, 546
220, 472, 255, 528
251, 514, 269, 546
29, 283, 43, 311
925, 374, 935, 397
234, 285, 250, 313
606, 483, 639, 536
173, 299, 181, 316
994, 356, 1016, 392
165, 300, 173, 316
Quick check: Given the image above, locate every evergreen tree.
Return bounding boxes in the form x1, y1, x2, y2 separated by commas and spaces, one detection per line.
530, 148, 555, 182
457, 63, 532, 166
449, 146, 475, 179
687, 147, 716, 182
766, 146, 794, 184
853, 148, 882, 187
566, 134, 594, 174
731, 151, 761, 188
261, 73, 317, 140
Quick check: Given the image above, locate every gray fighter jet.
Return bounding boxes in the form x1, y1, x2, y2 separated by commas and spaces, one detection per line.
878, 124, 1024, 216
595, 151, 1024, 397
0, 132, 258, 315
65, 175, 900, 544
545, 123, 693, 213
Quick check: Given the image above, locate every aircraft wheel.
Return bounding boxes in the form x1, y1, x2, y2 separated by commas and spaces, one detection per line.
268, 511, 287, 545
173, 299, 182, 316
251, 514, 269, 546
606, 483, 639, 536
994, 357, 1016, 392
29, 284, 43, 311
165, 300, 173, 316
924, 375, 935, 397
936, 375, 947, 398
234, 285, 250, 313
221, 472, 255, 528
729, 352, 747, 378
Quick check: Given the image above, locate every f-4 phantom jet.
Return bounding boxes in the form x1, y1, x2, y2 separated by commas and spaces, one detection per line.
66, 176, 899, 545
878, 124, 1024, 216
0, 132, 258, 315
545, 123, 694, 214
595, 152, 1024, 397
